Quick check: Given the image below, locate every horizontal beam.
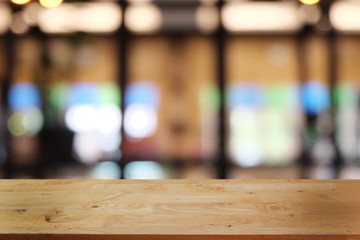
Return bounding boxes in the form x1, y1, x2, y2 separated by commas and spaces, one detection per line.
1, 179, 359, 240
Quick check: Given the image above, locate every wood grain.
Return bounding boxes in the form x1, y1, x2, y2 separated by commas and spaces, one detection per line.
0, 179, 359, 240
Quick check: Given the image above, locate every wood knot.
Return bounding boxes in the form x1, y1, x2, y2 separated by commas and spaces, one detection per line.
270, 206, 280, 211
92, 205, 99, 208
45, 216, 50, 222
228, 225, 232, 227
16, 209, 26, 213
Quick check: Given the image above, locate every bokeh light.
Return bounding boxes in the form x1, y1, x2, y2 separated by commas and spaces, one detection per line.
38, 2, 121, 33
65, 103, 122, 134
334, 83, 358, 108
8, 113, 27, 136
229, 106, 262, 167
222, 2, 302, 33
266, 85, 295, 108
22, 107, 44, 136
68, 83, 99, 107
125, 81, 160, 107
124, 103, 157, 139
124, 161, 165, 179
8, 83, 41, 112
49, 83, 68, 110
330, 1, 360, 32
98, 133, 121, 152
73, 130, 122, 165
195, 5, 219, 34
11, 0, 31, 5
65, 104, 97, 133
125, 3, 162, 34
8, 108, 44, 137
96, 104, 122, 135
92, 162, 121, 179
73, 131, 101, 165
301, 81, 329, 115
299, 0, 319, 5
199, 84, 220, 112
124, 82, 160, 139
227, 83, 263, 109
10, 12, 29, 35
0, 4, 11, 34
99, 82, 121, 105
39, 0, 63, 8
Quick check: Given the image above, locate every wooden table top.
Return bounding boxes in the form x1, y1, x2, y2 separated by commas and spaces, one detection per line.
0, 179, 359, 240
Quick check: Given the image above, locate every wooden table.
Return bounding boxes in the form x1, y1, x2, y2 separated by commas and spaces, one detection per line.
0, 179, 359, 240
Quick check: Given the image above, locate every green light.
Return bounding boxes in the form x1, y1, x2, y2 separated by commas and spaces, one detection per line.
265, 85, 289, 108
100, 82, 121, 105
199, 84, 220, 111
8, 113, 26, 136
8, 109, 44, 137
49, 83, 68, 110
334, 83, 357, 108
23, 108, 44, 136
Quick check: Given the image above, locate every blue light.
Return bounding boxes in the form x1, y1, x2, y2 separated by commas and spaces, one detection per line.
301, 81, 329, 115
227, 83, 264, 109
68, 82, 99, 106
8, 83, 41, 111
124, 161, 165, 179
125, 82, 160, 107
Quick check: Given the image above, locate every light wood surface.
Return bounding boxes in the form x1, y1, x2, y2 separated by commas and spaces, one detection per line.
0, 179, 360, 240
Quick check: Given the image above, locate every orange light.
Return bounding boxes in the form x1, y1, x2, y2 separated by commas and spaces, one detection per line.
11, 0, 31, 5
39, 0, 63, 8
300, 0, 319, 5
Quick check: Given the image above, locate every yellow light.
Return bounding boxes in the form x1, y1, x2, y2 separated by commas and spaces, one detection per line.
300, 0, 319, 5
11, 0, 31, 5
39, 0, 63, 8
125, 4, 162, 34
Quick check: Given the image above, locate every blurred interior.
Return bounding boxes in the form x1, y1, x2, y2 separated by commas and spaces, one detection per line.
1, 0, 360, 179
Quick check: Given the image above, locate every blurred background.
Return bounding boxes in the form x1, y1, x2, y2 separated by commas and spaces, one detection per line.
0, 0, 360, 179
